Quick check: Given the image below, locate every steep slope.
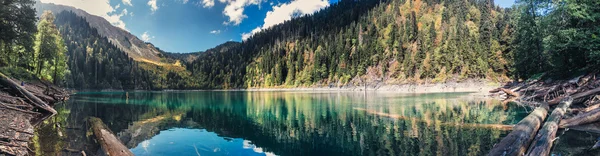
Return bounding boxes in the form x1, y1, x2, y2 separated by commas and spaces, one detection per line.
190, 0, 514, 89
34, 2, 163, 64
52, 11, 153, 89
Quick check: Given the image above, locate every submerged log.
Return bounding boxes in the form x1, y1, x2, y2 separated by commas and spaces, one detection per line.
0, 72, 56, 114
88, 117, 134, 156
488, 106, 549, 156
560, 107, 600, 128
526, 97, 573, 156
353, 108, 514, 131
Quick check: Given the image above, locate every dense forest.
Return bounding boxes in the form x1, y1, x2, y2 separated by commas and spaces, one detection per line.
190, 0, 599, 89
53, 11, 150, 89
189, 0, 514, 89
1, 0, 599, 90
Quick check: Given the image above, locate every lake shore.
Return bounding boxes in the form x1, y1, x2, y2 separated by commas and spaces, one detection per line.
81, 80, 501, 96
0, 73, 69, 156
229, 80, 500, 95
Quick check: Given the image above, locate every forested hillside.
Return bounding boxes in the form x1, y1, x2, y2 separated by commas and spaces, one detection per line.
190, 0, 513, 89
34, 2, 165, 64
54, 11, 195, 90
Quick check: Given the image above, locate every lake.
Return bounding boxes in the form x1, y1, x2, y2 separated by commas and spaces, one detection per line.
32, 91, 599, 155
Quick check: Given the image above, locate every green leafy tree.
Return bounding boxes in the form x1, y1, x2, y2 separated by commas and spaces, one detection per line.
0, 0, 37, 68
33, 11, 68, 84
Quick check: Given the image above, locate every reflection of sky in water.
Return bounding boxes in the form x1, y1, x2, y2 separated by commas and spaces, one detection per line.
64, 91, 533, 155
131, 128, 276, 156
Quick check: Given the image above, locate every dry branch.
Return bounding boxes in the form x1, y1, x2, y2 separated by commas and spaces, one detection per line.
549, 87, 600, 105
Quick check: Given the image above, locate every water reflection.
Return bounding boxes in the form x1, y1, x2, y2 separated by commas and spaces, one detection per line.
34, 91, 545, 155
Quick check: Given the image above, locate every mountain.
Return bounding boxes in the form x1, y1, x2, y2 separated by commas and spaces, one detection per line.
34, 2, 163, 64
51, 11, 155, 89
188, 0, 514, 89
161, 41, 241, 64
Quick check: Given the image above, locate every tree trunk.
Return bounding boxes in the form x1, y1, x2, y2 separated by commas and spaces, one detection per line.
500, 88, 520, 97
488, 106, 548, 156
566, 122, 600, 134
53, 56, 58, 85
560, 107, 600, 127
0, 72, 56, 115
526, 97, 573, 156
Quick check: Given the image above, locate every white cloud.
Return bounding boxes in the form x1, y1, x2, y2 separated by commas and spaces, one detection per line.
141, 31, 155, 42
221, 0, 262, 25
240, 0, 328, 40
202, 0, 215, 8
182, 0, 190, 4
241, 27, 261, 40
115, 4, 121, 9
122, 0, 133, 6
210, 30, 221, 34
40, 0, 130, 31
148, 0, 158, 13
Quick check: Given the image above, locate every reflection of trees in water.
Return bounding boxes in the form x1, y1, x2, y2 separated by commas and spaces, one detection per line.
185, 92, 522, 156
34, 92, 532, 156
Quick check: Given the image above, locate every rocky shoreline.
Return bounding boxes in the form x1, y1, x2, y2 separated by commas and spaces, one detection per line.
0, 73, 69, 156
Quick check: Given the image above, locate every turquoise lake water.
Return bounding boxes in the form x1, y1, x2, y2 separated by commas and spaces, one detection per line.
32, 91, 600, 155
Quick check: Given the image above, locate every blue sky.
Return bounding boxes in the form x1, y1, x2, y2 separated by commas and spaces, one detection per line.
41, 0, 514, 53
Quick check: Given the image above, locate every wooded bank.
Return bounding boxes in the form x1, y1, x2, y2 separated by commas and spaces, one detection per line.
0, 72, 69, 156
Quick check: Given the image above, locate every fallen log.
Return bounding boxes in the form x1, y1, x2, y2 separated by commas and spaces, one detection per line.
0, 72, 56, 115
488, 106, 549, 156
88, 117, 134, 156
526, 97, 573, 156
549, 87, 600, 105
569, 103, 600, 114
565, 122, 600, 134
500, 88, 520, 98
560, 107, 600, 128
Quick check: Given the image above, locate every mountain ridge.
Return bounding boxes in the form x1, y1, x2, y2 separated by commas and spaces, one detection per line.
34, 2, 164, 64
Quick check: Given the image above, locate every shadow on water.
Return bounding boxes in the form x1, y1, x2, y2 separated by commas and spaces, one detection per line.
31, 91, 599, 156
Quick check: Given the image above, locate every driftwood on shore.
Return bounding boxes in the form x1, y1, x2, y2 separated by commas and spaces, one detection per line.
567, 122, 600, 134
0, 73, 56, 114
560, 107, 600, 128
487, 106, 548, 156
0, 72, 69, 156
489, 72, 600, 155
526, 98, 573, 156
88, 117, 134, 156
